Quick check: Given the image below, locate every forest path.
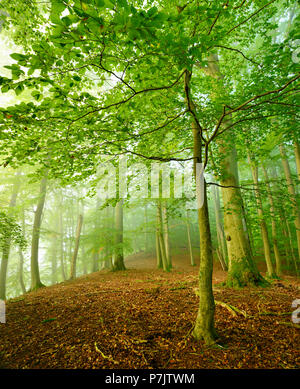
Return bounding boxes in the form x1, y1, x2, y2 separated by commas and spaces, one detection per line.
0, 254, 299, 369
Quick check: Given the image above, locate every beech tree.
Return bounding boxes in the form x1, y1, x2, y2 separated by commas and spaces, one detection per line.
0, 0, 299, 345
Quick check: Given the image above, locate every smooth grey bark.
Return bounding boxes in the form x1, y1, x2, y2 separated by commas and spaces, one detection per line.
162, 203, 172, 269
18, 248, 26, 294
70, 214, 83, 280
211, 180, 227, 271
156, 201, 169, 272
30, 173, 48, 291
112, 200, 126, 271
59, 203, 66, 281
186, 209, 195, 266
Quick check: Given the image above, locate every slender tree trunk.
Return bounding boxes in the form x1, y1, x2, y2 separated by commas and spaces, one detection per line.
155, 206, 163, 269
155, 229, 163, 269
280, 144, 300, 261
262, 165, 282, 276
184, 69, 217, 345
145, 204, 149, 252
248, 155, 276, 278
59, 204, 66, 281
30, 173, 48, 291
211, 181, 227, 270
17, 208, 26, 294
157, 202, 169, 272
162, 202, 172, 269
0, 172, 21, 300
112, 200, 126, 271
70, 214, 83, 280
102, 205, 112, 270
186, 209, 195, 266
18, 248, 26, 294
93, 252, 99, 272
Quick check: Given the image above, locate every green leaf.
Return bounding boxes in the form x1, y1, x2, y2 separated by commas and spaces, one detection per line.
95, 0, 105, 7
73, 75, 81, 82
42, 318, 57, 323
10, 53, 27, 62
1, 85, 10, 93
14, 84, 24, 96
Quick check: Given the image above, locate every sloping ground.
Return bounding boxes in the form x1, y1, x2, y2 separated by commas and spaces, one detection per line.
0, 257, 299, 369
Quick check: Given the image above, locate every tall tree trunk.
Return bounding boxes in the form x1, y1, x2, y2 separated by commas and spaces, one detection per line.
205, 54, 263, 287
162, 202, 172, 269
112, 200, 126, 271
211, 181, 227, 270
102, 205, 112, 270
59, 204, 66, 281
155, 206, 163, 269
262, 165, 282, 276
248, 155, 276, 278
30, 173, 48, 291
18, 248, 26, 294
186, 209, 195, 266
280, 144, 300, 261
155, 229, 163, 269
184, 69, 217, 345
144, 204, 149, 252
70, 214, 83, 280
0, 172, 21, 300
157, 201, 169, 272
93, 252, 99, 272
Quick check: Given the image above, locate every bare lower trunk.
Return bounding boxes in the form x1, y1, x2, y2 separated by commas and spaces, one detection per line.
157, 202, 169, 272
155, 229, 163, 269
70, 214, 83, 280
59, 199, 66, 281
162, 203, 172, 269
18, 248, 26, 294
112, 200, 126, 271
211, 181, 227, 270
30, 173, 48, 291
186, 209, 195, 266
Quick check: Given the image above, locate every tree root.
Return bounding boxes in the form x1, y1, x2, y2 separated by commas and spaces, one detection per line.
94, 342, 119, 365
215, 300, 248, 318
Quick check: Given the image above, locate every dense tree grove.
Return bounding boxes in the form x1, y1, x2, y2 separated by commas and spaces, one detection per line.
0, 0, 299, 347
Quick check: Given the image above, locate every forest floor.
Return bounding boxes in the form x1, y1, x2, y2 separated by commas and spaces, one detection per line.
0, 250, 299, 369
